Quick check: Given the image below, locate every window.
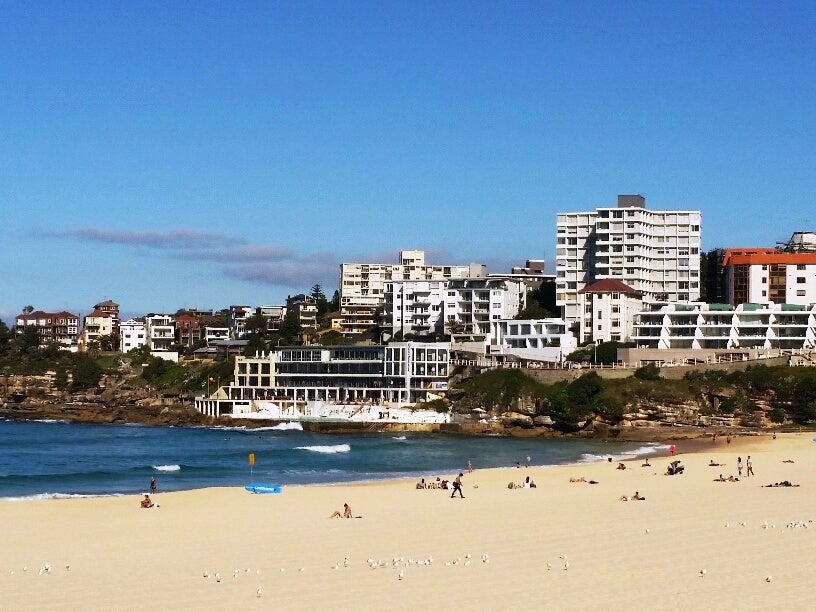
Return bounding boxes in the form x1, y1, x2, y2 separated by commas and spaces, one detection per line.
797, 277, 806, 283
797, 290, 806, 296
797, 264, 806, 270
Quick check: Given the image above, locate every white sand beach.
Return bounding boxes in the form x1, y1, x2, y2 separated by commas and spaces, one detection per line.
4, 432, 816, 611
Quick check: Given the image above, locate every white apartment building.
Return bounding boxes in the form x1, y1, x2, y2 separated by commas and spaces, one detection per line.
119, 318, 147, 353
339, 249, 486, 336
204, 327, 230, 346
144, 314, 175, 352
258, 305, 286, 332
227, 305, 252, 339
383, 280, 447, 338
723, 245, 816, 307
444, 278, 524, 337
556, 195, 702, 324
577, 279, 644, 343
488, 318, 578, 364
631, 302, 816, 351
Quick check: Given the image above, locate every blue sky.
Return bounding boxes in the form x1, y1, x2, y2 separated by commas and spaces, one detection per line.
2, 1, 815, 324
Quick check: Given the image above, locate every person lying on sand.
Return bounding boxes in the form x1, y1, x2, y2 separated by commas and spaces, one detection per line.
763, 481, 800, 487
783, 459, 795, 463
714, 474, 739, 482
709, 459, 722, 466
570, 477, 599, 484
619, 491, 646, 501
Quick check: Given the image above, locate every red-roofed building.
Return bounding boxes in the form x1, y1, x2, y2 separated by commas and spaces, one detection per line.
80, 308, 115, 351
577, 279, 643, 344
722, 241, 816, 306
15, 310, 80, 348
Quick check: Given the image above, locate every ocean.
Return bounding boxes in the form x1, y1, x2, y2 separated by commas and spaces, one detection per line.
0, 419, 667, 499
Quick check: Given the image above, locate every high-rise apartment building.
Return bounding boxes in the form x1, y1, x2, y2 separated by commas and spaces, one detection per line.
339, 250, 486, 336
556, 195, 702, 324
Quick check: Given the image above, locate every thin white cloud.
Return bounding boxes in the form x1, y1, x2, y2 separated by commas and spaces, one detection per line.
45, 228, 247, 249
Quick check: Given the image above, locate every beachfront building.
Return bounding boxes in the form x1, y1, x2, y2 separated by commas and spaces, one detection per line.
286, 294, 318, 329
556, 195, 702, 324
92, 300, 120, 334
195, 342, 452, 421
80, 308, 115, 351
204, 327, 230, 346
383, 279, 447, 338
443, 278, 524, 338
258, 304, 286, 332
487, 318, 577, 364
487, 259, 556, 295
14, 310, 80, 348
174, 312, 203, 348
723, 242, 816, 307
339, 249, 486, 337
576, 279, 644, 344
227, 305, 253, 339
119, 318, 147, 353
144, 314, 175, 351
630, 302, 816, 351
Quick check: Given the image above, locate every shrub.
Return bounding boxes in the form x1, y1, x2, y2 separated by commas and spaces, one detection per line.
633, 363, 661, 381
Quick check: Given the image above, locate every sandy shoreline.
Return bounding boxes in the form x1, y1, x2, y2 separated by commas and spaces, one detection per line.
4, 432, 816, 611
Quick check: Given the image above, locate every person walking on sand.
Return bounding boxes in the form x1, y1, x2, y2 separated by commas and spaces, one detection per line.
526, 455, 531, 468
737, 456, 743, 477
451, 473, 465, 498
746, 456, 754, 477
150, 476, 157, 493
467, 459, 473, 473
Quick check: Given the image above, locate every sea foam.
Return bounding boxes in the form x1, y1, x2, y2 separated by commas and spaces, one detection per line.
295, 444, 351, 454
3, 492, 125, 502
152, 464, 181, 472
270, 422, 303, 431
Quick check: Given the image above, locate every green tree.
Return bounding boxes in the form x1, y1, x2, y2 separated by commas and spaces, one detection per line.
70, 354, 102, 391
595, 341, 623, 365
311, 284, 329, 317
277, 310, 302, 344
329, 290, 340, 313
15, 325, 41, 354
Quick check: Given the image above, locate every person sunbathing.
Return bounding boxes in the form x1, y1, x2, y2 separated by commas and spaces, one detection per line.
329, 503, 353, 518
619, 491, 646, 501
140, 494, 154, 508
709, 459, 722, 466
570, 477, 587, 483
763, 481, 799, 487
783, 459, 795, 463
